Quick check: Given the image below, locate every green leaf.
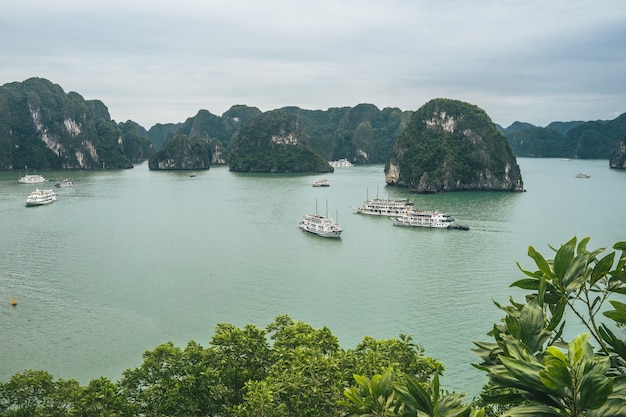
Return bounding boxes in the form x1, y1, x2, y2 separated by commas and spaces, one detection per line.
511, 278, 541, 290
539, 356, 571, 391
586, 397, 626, 417
519, 301, 547, 353
591, 252, 615, 286
499, 356, 546, 392
603, 301, 626, 325
502, 404, 564, 416
554, 237, 576, 279
528, 246, 554, 279
577, 373, 612, 410
561, 253, 590, 293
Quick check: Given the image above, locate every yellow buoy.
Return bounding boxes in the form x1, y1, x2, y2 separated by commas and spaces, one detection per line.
11, 297, 17, 306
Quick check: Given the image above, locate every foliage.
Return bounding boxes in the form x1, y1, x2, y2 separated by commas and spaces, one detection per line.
148, 133, 211, 170
473, 237, 626, 416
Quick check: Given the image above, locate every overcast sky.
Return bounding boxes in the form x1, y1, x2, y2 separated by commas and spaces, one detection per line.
2, 0, 625, 129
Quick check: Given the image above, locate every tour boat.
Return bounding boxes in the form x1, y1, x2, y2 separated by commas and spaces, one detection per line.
312, 178, 330, 187
328, 158, 353, 167
18, 174, 47, 184
25, 188, 57, 206
392, 211, 469, 230
354, 197, 416, 216
299, 200, 342, 238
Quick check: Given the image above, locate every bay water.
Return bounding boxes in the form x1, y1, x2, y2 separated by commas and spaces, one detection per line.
1, 158, 624, 396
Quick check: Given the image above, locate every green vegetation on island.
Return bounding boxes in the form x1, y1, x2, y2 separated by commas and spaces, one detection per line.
385, 99, 523, 193
2, 237, 626, 417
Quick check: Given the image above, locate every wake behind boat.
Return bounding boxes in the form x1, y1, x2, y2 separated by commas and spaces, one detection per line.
392, 211, 469, 230
25, 188, 56, 206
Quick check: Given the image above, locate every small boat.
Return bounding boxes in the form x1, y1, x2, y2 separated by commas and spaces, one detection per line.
575, 173, 590, 178
18, 174, 47, 184
189, 173, 197, 177
55, 179, 73, 188
25, 188, 56, 206
11, 297, 17, 306
312, 178, 330, 187
299, 200, 342, 238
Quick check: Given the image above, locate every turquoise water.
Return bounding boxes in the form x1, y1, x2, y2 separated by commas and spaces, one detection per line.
1, 158, 624, 396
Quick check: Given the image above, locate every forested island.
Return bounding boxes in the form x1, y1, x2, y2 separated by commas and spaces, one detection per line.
2, 78, 626, 181
2, 237, 626, 417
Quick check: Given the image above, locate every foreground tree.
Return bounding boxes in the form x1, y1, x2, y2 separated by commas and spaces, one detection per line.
473, 237, 626, 416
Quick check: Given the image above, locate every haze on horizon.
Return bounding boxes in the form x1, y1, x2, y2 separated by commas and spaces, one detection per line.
1, 0, 625, 129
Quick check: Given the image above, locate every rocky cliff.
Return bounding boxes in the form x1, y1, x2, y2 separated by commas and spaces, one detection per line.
0, 78, 134, 170
148, 134, 211, 170
385, 98, 522, 193
229, 110, 332, 173
610, 137, 626, 169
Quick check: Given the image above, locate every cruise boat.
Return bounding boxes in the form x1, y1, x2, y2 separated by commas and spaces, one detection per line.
25, 189, 57, 206
392, 211, 469, 230
18, 174, 47, 184
354, 197, 416, 216
55, 179, 73, 188
299, 213, 342, 238
312, 178, 330, 187
328, 158, 353, 167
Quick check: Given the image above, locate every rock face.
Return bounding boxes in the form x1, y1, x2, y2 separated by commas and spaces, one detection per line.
229, 110, 333, 173
610, 137, 626, 169
148, 134, 210, 170
0, 77, 134, 170
385, 98, 523, 193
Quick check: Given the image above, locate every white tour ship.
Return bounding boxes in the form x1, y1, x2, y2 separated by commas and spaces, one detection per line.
25, 188, 57, 206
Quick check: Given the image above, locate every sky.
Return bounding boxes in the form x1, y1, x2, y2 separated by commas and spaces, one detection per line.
2, 0, 625, 129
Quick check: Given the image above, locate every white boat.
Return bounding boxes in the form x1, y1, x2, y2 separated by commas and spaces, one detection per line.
25, 189, 56, 206
299, 201, 342, 238
299, 213, 342, 238
392, 211, 469, 230
354, 197, 416, 216
575, 173, 591, 178
55, 179, 73, 188
18, 174, 47, 184
312, 178, 330, 187
329, 158, 353, 167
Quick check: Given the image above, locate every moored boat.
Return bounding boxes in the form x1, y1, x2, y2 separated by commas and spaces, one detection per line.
392, 211, 469, 230
25, 188, 56, 206
18, 174, 47, 184
299, 200, 342, 238
328, 158, 353, 167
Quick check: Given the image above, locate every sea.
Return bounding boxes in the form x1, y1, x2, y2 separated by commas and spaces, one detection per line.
1, 158, 624, 397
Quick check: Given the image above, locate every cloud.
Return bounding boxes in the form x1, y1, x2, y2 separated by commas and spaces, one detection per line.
2, 0, 625, 128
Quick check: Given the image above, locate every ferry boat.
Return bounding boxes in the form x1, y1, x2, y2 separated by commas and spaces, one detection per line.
55, 179, 73, 188
312, 178, 330, 187
299, 213, 342, 238
392, 211, 469, 230
353, 197, 416, 216
25, 189, 57, 206
18, 174, 47, 184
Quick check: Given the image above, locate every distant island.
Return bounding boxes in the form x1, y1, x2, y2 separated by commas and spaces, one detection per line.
1, 77, 625, 176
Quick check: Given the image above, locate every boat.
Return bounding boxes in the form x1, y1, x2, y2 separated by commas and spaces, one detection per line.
328, 158, 354, 167
55, 179, 73, 188
354, 197, 416, 216
189, 173, 197, 177
299, 201, 342, 238
392, 211, 469, 230
18, 174, 47, 184
575, 173, 591, 178
312, 178, 330, 187
25, 188, 57, 206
